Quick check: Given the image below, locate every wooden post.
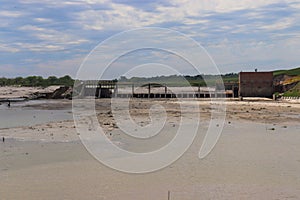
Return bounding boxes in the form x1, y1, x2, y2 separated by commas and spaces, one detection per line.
168, 190, 170, 200
165, 84, 167, 98
98, 84, 101, 98
132, 84, 134, 97
82, 83, 86, 97
114, 84, 118, 98
148, 83, 151, 98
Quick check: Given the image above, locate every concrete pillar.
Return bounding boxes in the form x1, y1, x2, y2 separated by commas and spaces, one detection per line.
114, 84, 118, 97
98, 84, 101, 98
132, 84, 134, 97
165, 84, 167, 99
148, 83, 151, 98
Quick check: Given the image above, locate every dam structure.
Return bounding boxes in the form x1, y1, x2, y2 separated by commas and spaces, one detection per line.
76, 71, 275, 99
76, 80, 234, 99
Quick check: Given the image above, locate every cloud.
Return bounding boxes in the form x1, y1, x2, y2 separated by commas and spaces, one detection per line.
17, 25, 89, 51
1, 0, 300, 77
0, 10, 25, 18
74, 3, 162, 30
33, 18, 54, 23
34, 55, 84, 77
0, 43, 20, 53
260, 17, 294, 31
207, 34, 300, 72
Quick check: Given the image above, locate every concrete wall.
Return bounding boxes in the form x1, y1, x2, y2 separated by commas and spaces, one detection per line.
239, 72, 274, 97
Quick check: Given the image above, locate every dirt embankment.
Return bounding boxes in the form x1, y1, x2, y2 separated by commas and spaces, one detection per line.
274, 74, 300, 94
0, 86, 72, 100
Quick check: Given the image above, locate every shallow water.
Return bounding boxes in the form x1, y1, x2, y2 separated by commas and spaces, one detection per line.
0, 101, 73, 129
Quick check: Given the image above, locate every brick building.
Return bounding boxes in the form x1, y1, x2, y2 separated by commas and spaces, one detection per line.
239, 72, 274, 98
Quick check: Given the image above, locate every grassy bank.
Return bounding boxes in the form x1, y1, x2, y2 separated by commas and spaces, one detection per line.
283, 82, 300, 97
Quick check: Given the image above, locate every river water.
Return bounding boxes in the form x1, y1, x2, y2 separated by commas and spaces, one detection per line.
0, 100, 73, 129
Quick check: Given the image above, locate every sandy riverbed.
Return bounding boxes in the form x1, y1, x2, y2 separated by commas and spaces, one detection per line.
0, 98, 300, 199
0, 86, 60, 99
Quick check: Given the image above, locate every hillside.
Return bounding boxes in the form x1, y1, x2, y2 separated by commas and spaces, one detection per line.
283, 82, 300, 97
273, 67, 300, 97
273, 67, 300, 77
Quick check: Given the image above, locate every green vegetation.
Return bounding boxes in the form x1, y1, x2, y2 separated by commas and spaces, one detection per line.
221, 73, 239, 82
273, 67, 300, 77
2, 66, 300, 89
283, 82, 300, 97
273, 67, 300, 97
119, 73, 238, 87
0, 75, 74, 87
0, 73, 239, 88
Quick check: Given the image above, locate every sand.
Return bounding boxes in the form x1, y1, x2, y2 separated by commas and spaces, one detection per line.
0, 98, 300, 199
0, 86, 60, 99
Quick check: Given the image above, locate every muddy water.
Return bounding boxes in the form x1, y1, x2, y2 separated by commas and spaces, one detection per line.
0, 100, 73, 129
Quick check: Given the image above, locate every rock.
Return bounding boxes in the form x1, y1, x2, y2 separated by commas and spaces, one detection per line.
48, 86, 72, 99
27, 86, 73, 100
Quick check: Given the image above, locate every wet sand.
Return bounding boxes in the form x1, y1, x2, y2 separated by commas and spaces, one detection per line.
0, 100, 72, 129
0, 98, 300, 199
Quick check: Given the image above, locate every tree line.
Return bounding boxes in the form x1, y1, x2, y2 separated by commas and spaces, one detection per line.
0, 73, 239, 88
0, 75, 74, 87
118, 73, 238, 87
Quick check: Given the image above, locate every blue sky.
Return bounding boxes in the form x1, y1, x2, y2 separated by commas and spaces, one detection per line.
1, 0, 300, 78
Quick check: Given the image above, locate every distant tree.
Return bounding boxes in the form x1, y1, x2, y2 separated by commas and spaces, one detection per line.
119, 76, 128, 82
15, 77, 24, 86
47, 76, 58, 85
0, 78, 7, 86
0, 75, 75, 87
23, 76, 43, 87
57, 75, 74, 86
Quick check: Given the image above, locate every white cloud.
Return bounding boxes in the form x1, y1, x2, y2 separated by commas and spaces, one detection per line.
76, 3, 162, 30
18, 25, 89, 51
0, 43, 20, 53
19, 25, 45, 32
72, 0, 300, 35
1, 0, 300, 76
0, 10, 27, 28
260, 18, 294, 31
35, 55, 84, 77
34, 18, 54, 23
0, 10, 24, 18
15, 42, 65, 52
168, 0, 295, 13
19, 0, 110, 7
207, 34, 300, 72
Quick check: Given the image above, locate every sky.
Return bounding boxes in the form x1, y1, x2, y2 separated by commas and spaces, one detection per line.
1, 0, 300, 78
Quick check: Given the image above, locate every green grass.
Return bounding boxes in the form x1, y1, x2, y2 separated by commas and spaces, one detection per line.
283, 82, 300, 97
1, 67, 299, 88
273, 67, 300, 77
222, 77, 238, 82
